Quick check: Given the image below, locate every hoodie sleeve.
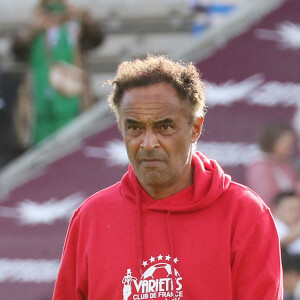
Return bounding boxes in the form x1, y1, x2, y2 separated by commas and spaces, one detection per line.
231, 208, 283, 300
52, 209, 88, 300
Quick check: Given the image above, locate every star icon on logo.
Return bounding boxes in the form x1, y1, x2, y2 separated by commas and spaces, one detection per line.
157, 254, 163, 261
142, 261, 148, 267
149, 256, 155, 263
174, 257, 179, 264
165, 255, 171, 261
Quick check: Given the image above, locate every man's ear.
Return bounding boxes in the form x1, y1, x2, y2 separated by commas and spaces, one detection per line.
191, 117, 203, 143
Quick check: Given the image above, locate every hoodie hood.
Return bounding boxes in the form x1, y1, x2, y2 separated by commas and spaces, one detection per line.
120, 151, 231, 212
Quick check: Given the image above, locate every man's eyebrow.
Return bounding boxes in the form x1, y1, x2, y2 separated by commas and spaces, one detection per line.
124, 118, 174, 126
154, 118, 174, 125
125, 119, 139, 124
125, 119, 142, 125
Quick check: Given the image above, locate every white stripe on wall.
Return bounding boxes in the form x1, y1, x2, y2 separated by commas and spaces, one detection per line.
206, 75, 300, 107
0, 259, 60, 283
197, 141, 261, 167
84, 140, 261, 167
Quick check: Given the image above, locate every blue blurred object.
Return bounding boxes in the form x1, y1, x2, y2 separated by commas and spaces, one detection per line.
208, 4, 235, 14
191, 23, 208, 35
191, 3, 236, 36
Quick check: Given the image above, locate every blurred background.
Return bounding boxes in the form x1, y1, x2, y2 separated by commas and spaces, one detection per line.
0, 0, 299, 299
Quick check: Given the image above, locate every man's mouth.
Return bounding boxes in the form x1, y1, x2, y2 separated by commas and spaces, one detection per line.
140, 159, 164, 167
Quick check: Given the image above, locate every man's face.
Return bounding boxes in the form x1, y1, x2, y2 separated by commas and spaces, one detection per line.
118, 82, 202, 193
273, 131, 296, 160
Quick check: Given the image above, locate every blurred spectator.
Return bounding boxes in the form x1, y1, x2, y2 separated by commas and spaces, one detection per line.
273, 191, 300, 255
246, 122, 298, 208
11, 0, 104, 148
188, 0, 236, 34
282, 251, 300, 300
293, 106, 300, 170
0, 71, 24, 169
188, 0, 210, 34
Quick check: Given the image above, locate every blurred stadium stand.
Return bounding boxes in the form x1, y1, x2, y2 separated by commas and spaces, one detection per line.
0, 0, 284, 194
0, 0, 266, 97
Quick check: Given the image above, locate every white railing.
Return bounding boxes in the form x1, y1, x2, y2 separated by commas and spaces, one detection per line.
0, 0, 190, 23
0, 0, 254, 24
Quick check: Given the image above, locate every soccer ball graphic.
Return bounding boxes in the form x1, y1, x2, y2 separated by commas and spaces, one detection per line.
141, 263, 180, 280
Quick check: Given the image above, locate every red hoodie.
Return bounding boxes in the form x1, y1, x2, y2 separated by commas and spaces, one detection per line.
53, 152, 283, 300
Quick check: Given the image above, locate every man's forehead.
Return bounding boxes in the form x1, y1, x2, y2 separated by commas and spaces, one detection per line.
120, 99, 185, 123
118, 82, 192, 124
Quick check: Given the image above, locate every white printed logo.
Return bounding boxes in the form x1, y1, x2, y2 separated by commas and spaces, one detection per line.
122, 254, 183, 300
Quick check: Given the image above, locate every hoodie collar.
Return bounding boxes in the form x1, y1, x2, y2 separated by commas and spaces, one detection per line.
120, 151, 231, 212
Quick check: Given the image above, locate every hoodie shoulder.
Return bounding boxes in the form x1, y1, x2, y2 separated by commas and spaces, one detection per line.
75, 181, 122, 217
226, 180, 269, 213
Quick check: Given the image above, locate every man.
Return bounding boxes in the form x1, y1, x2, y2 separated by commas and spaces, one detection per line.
53, 55, 283, 299
12, 0, 104, 146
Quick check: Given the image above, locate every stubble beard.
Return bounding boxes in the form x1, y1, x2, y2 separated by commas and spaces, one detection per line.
138, 167, 169, 188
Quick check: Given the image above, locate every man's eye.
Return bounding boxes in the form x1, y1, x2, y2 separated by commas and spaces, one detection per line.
160, 125, 172, 130
128, 125, 140, 130
127, 125, 144, 135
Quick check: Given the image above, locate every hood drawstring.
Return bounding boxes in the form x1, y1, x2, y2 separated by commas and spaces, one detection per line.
166, 211, 176, 294
135, 188, 143, 277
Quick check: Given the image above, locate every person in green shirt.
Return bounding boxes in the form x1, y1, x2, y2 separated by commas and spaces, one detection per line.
12, 0, 104, 146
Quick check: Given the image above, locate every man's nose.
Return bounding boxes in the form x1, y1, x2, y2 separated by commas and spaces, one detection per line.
140, 128, 159, 151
